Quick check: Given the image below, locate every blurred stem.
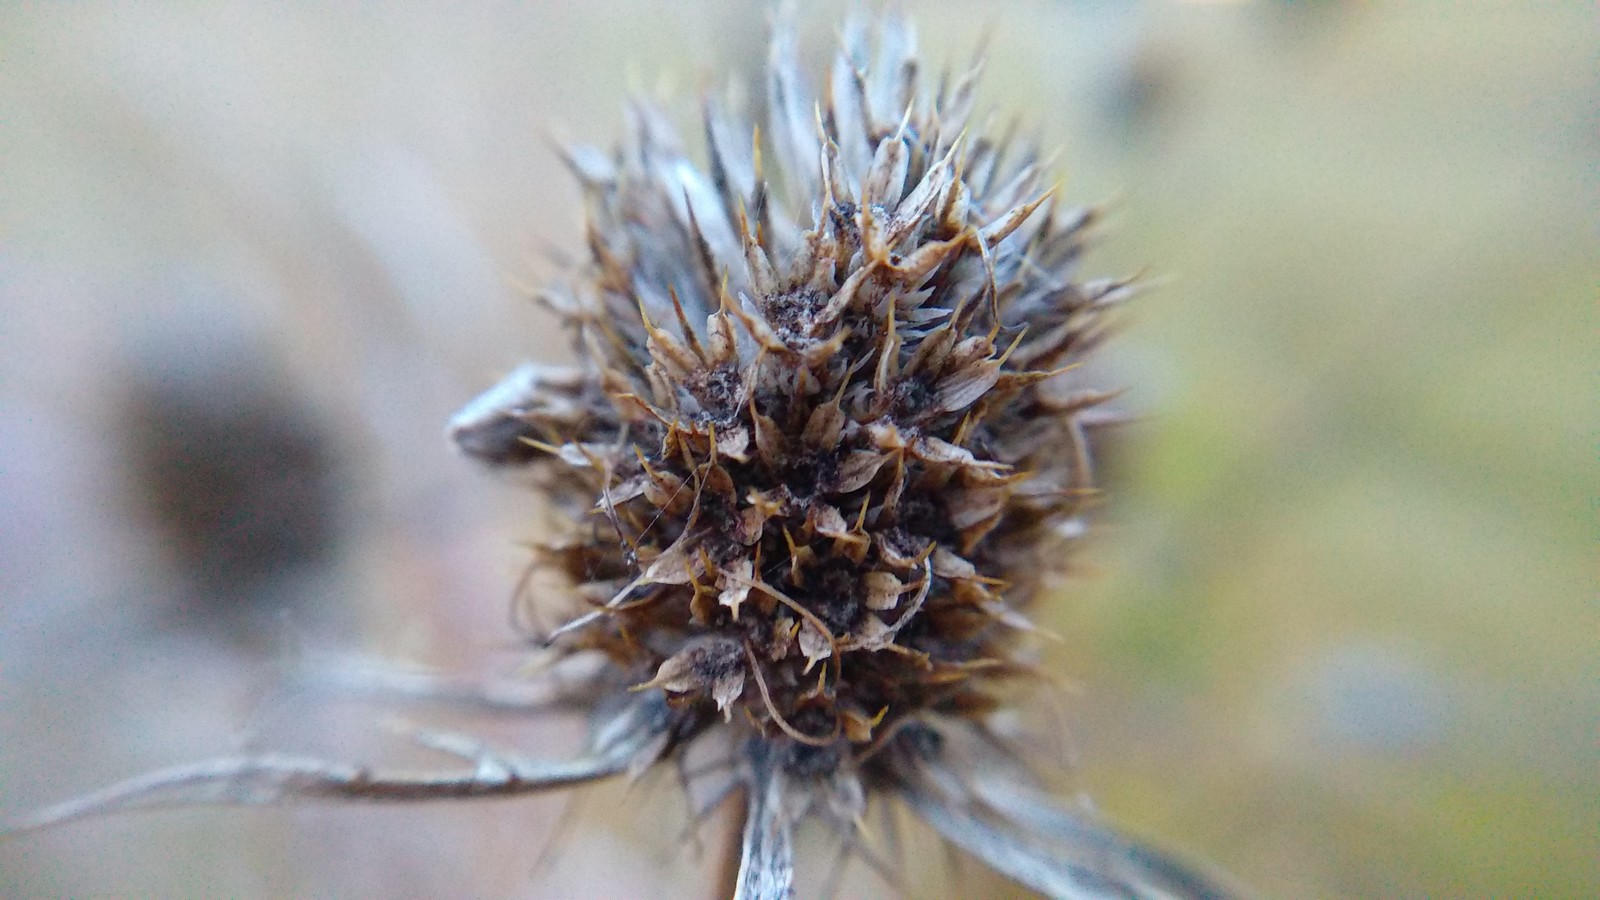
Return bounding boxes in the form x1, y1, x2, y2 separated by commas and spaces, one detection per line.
713, 784, 749, 900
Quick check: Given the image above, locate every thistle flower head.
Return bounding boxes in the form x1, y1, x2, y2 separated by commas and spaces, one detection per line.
448, 13, 1170, 893
7, 13, 1238, 900
457, 14, 1117, 754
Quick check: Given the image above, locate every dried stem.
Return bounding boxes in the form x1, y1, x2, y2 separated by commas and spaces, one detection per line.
712, 782, 750, 900
3, 695, 669, 837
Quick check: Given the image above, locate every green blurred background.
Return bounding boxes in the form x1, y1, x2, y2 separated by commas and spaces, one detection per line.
1, 2, 1593, 897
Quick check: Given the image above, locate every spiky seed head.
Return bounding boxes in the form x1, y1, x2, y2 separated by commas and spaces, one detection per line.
5, 14, 1245, 899
451, 15, 1128, 813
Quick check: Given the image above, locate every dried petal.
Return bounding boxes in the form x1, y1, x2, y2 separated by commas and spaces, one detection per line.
864, 571, 905, 610
798, 621, 832, 672
719, 557, 755, 619
832, 450, 890, 492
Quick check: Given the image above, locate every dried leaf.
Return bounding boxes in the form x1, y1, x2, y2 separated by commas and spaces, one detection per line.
863, 127, 910, 208
447, 363, 587, 466
801, 397, 846, 450
903, 760, 1245, 900
947, 487, 1009, 530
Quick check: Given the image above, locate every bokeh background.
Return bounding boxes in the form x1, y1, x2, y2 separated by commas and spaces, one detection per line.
1, 2, 1592, 897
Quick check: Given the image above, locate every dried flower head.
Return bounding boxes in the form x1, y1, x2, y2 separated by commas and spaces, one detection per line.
6, 13, 1239, 900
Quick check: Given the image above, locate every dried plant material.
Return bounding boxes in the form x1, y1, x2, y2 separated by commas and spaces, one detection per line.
735, 747, 796, 900
3, 694, 671, 835
897, 746, 1245, 900
4, 11, 1241, 899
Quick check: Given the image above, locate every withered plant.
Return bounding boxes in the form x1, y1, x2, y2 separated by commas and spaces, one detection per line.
5, 12, 1238, 900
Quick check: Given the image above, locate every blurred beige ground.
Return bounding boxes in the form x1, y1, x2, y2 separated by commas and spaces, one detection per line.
0, 2, 1593, 897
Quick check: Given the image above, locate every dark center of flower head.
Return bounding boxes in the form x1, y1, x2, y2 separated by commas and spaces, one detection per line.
447, 16, 1121, 796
